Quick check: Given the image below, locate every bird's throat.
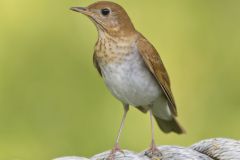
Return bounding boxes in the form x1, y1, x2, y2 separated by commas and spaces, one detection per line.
94, 32, 138, 65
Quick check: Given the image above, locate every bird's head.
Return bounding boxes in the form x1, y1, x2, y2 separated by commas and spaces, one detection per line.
71, 1, 135, 37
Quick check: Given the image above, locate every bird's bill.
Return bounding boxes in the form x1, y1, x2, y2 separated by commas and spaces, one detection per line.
70, 7, 91, 16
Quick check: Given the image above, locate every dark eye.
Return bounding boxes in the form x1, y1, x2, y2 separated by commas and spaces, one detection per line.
101, 8, 110, 16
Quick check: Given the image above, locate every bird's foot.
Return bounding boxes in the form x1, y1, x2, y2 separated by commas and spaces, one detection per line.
106, 143, 124, 160
145, 141, 163, 159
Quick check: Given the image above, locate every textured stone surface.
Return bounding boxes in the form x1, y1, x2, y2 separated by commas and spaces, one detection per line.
140, 146, 213, 160
191, 138, 240, 160
54, 138, 240, 160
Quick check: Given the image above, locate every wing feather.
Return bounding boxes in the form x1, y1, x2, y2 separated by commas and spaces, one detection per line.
93, 51, 102, 76
137, 34, 177, 116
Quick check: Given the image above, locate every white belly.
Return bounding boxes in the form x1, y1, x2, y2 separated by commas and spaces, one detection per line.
100, 51, 161, 106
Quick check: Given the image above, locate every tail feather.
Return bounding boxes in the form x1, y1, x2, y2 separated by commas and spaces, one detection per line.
154, 116, 185, 134
151, 95, 185, 134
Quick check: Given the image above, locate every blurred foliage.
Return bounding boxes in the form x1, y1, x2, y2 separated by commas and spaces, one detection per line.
0, 0, 240, 159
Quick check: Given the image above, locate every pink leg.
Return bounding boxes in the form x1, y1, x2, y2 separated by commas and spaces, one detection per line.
145, 110, 162, 158
107, 105, 129, 160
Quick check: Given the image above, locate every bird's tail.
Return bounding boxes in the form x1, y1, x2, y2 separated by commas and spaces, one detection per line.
151, 95, 185, 134
154, 116, 185, 134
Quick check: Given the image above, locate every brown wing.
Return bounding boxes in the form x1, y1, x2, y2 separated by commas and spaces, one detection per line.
137, 34, 177, 116
93, 51, 102, 76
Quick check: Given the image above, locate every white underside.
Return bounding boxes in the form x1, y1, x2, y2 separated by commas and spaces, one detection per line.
99, 46, 172, 120
100, 50, 161, 106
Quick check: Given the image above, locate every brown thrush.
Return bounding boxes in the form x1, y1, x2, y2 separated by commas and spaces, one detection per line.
71, 1, 185, 159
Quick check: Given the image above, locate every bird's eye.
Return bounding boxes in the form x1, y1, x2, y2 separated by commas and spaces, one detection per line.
101, 8, 110, 16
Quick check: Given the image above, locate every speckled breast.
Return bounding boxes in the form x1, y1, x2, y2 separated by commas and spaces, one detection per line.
94, 34, 161, 106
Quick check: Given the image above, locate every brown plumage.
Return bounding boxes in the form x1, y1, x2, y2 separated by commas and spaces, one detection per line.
71, 1, 185, 158
136, 34, 185, 134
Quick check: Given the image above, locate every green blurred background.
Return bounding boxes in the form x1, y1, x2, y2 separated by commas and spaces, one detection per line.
0, 0, 240, 159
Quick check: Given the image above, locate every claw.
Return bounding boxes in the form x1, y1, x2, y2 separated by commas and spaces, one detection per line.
106, 144, 124, 160
145, 141, 163, 159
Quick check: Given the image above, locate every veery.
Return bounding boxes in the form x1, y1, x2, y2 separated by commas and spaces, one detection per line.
71, 1, 185, 159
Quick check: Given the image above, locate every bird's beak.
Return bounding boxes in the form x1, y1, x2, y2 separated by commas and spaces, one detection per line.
70, 7, 91, 16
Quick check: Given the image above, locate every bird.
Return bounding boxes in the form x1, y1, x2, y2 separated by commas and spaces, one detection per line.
70, 1, 185, 159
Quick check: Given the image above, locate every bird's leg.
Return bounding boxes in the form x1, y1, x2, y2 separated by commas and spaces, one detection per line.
145, 110, 162, 158
107, 104, 129, 160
